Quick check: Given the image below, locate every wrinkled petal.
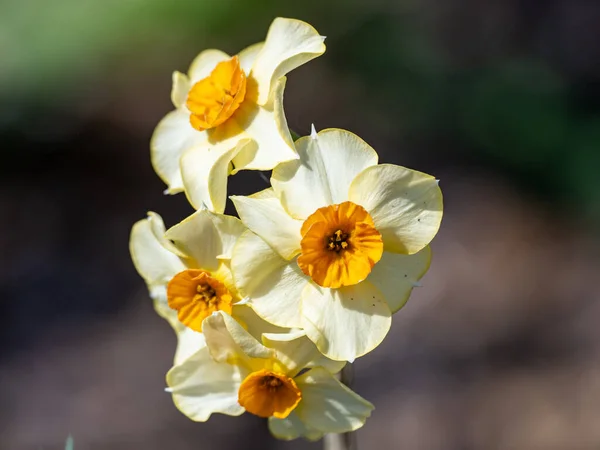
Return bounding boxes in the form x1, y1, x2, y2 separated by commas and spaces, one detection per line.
231, 77, 297, 171
251, 18, 325, 105
230, 195, 302, 260
262, 331, 344, 377
188, 49, 231, 83
368, 247, 432, 313
237, 42, 264, 74
165, 209, 245, 270
203, 311, 273, 372
129, 212, 186, 286
294, 367, 374, 433
349, 164, 443, 255
272, 128, 378, 219
166, 346, 244, 421
171, 71, 191, 109
301, 281, 391, 361
231, 231, 306, 328
268, 412, 323, 441
180, 138, 253, 213
174, 326, 207, 365
150, 109, 208, 193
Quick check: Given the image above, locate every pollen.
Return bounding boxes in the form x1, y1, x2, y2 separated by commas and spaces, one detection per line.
186, 56, 247, 131
167, 269, 233, 331
297, 201, 383, 288
238, 370, 302, 419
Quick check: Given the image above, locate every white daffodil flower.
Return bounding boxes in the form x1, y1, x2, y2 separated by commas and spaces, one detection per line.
167, 311, 371, 440
129, 209, 280, 364
230, 128, 443, 362
151, 17, 326, 213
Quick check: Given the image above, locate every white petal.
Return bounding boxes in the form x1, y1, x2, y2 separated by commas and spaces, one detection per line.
301, 281, 391, 361
150, 109, 208, 193
174, 326, 207, 365
271, 128, 378, 219
233, 304, 288, 341
368, 247, 432, 313
180, 138, 253, 213
251, 18, 325, 105
165, 209, 245, 270
188, 49, 230, 83
166, 346, 244, 421
268, 412, 323, 441
231, 231, 306, 328
171, 71, 191, 109
230, 195, 302, 260
295, 367, 374, 433
261, 330, 321, 377
129, 212, 186, 286
149, 284, 182, 332
237, 42, 264, 74
349, 164, 443, 254
231, 77, 297, 171
203, 311, 273, 372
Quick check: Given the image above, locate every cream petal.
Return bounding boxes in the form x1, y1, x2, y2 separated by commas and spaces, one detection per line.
203, 311, 273, 372
237, 42, 264, 74
129, 213, 186, 286
251, 18, 325, 105
150, 109, 208, 194
268, 412, 323, 441
231, 231, 306, 328
171, 71, 191, 109
294, 367, 374, 433
349, 164, 443, 255
231, 77, 297, 172
230, 195, 302, 260
188, 49, 230, 83
301, 281, 391, 361
180, 138, 253, 213
262, 331, 344, 377
173, 326, 207, 365
368, 247, 432, 313
232, 304, 288, 341
165, 209, 245, 270
149, 284, 182, 332
272, 128, 379, 219
166, 346, 244, 421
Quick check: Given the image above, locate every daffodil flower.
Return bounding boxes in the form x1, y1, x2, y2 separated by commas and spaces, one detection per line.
129, 209, 278, 363
167, 311, 372, 440
230, 128, 443, 361
151, 17, 326, 213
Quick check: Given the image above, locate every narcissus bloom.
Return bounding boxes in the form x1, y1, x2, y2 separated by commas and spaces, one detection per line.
231, 128, 443, 361
167, 311, 372, 440
129, 209, 276, 363
151, 17, 326, 213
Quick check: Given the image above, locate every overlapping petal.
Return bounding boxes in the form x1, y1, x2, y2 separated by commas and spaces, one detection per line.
166, 346, 244, 421
301, 281, 391, 361
268, 412, 324, 441
231, 231, 305, 328
349, 164, 443, 254
271, 128, 378, 219
368, 246, 432, 313
150, 109, 208, 193
231, 195, 302, 260
188, 49, 230, 83
165, 209, 245, 270
251, 18, 326, 105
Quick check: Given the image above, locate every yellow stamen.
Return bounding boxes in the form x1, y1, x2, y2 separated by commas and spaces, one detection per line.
167, 269, 233, 331
238, 369, 302, 419
297, 201, 383, 288
186, 56, 247, 131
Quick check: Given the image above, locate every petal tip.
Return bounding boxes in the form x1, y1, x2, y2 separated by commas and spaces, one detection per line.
310, 124, 318, 139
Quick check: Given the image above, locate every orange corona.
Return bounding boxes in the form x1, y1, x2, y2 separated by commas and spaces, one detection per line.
238, 370, 302, 418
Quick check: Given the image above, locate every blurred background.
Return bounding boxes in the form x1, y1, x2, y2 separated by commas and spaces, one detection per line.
1, 0, 600, 448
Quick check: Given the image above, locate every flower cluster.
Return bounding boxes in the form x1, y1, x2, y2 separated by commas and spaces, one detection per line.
130, 17, 443, 441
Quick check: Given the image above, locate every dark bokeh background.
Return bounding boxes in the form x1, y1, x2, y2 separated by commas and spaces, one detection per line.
2, 1, 600, 448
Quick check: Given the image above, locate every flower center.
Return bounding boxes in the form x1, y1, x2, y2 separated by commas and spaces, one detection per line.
167, 269, 233, 331
238, 369, 302, 419
186, 56, 247, 131
297, 201, 383, 289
